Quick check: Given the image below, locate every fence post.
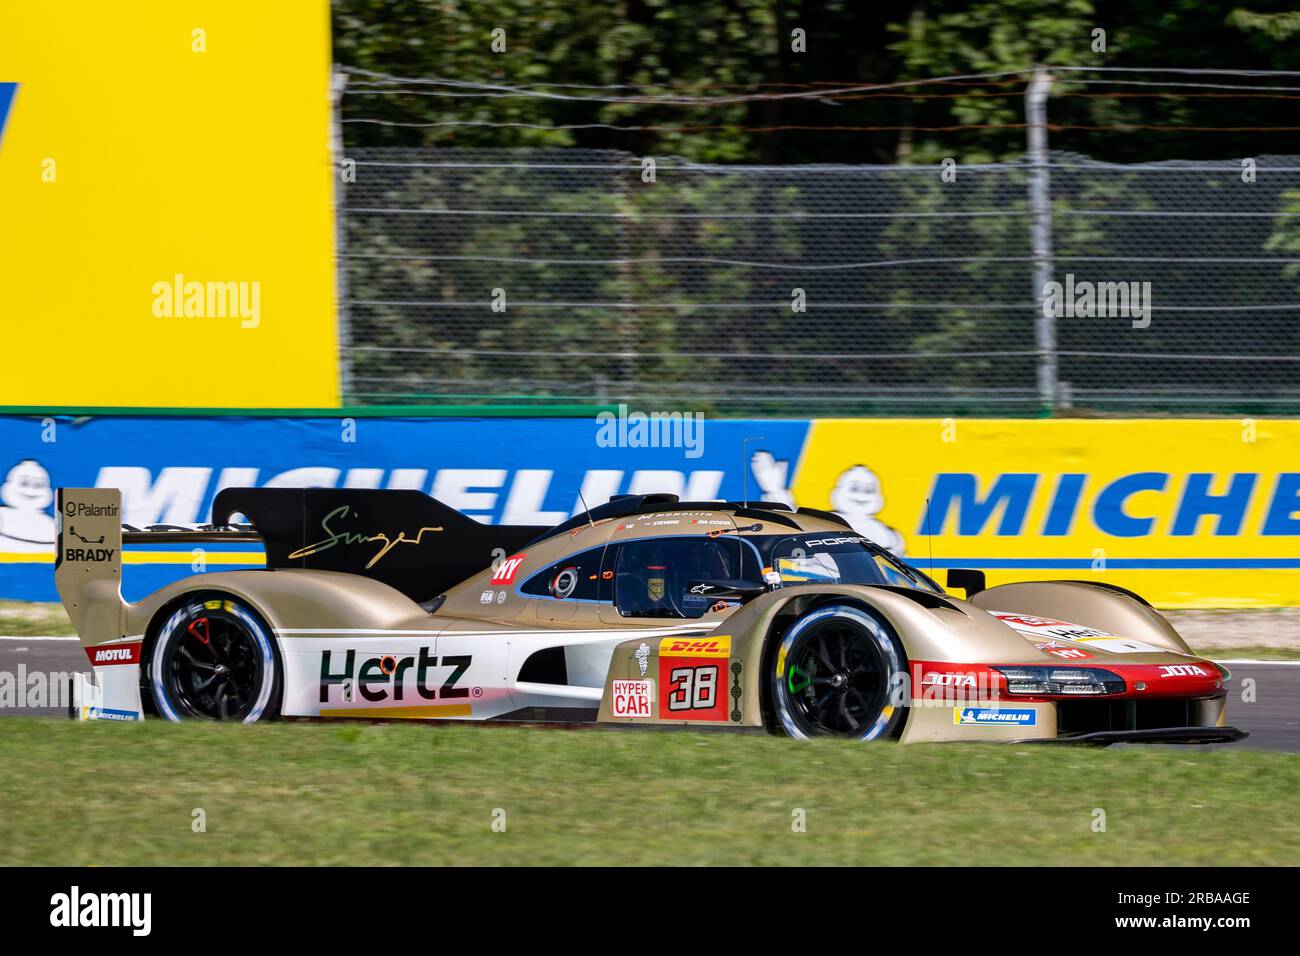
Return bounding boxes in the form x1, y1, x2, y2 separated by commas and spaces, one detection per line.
330, 66, 354, 404
1025, 66, 1056, 413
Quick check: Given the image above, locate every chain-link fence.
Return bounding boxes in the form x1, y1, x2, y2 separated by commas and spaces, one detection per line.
341, 148, 1300, 415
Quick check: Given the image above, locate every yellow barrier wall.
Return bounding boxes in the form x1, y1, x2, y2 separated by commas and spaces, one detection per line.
790, 419, 1300, 608
0, 2, 339, 407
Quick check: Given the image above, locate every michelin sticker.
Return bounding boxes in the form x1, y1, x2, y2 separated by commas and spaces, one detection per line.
955, 707, 1037, 726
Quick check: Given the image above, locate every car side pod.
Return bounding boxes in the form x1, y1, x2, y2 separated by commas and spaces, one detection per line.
1011, 726, 1249, 747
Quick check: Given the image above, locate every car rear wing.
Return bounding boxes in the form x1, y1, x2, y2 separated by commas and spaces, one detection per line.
56, 487, 169, 721
55, 488, 128, 651
55, 489, 267, 641
121, 525, 261, 544
57, 485, 548, 612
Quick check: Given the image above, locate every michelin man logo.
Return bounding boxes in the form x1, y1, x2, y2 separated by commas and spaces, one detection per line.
634, 641, 650, 677
0, 459, 56, 552
750, 452, 905, 555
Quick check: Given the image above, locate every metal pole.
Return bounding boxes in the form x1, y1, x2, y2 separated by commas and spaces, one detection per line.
1025, 66, 1056, 412
330, 67, 354, 404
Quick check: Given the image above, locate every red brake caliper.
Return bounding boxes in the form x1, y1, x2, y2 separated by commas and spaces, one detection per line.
187, 617, 210, 644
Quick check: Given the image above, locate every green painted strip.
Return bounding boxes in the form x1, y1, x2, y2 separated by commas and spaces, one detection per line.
0, 404, 616, 418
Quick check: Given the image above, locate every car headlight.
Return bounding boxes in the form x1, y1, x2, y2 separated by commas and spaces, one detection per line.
992, 666, 1125, 696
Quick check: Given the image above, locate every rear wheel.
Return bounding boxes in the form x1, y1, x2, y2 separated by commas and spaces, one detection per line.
770, 603, 907, 740
150, 596, 280, 722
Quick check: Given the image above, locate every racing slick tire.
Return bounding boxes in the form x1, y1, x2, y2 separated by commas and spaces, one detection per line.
770, 603, 908, 740
148, 594, 282, 723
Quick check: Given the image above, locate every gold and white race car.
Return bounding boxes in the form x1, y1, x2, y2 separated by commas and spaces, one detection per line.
56, 486, 1244, 744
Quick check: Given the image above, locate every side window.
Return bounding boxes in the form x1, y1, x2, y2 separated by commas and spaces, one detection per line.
873, 555, 914, 588
520, 546, 606, 602
613, 537, 755, 619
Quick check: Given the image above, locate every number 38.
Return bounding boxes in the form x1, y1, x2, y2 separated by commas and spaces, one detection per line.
668, 665, 718, 711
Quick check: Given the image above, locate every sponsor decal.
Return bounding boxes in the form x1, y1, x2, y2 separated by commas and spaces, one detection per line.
86, 642, 142, 667
911, 663, 1004, 704
634, 641, 650, 677
992, 613, 1109, 639
659, 635, 731, 658
480, 589, 494, 605
319, 648, 472, 704
954, 707, 1037, 726
923, 671, 976, 688
1034, 640, 1094, 660
286, 505, 442, 570
659, 635, 731, 721
1069, 635, 1167, 654
647, 576, 665, 600
992, 611, 1165, 653
611, 679, 654, 718
490, 553, 526, 585
82, 707, 141, 722
62, 500, 120, 518
63, 547, 116, 563
1158, 664, 1209, 677
495, 590, 507, 606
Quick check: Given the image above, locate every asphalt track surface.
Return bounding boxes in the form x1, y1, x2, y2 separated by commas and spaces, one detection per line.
2, 637, 1297, 751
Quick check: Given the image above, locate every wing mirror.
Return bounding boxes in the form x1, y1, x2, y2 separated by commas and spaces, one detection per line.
946, 568, 986, 598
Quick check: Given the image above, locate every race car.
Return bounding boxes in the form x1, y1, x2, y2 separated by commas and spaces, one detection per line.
55, 485, 1245, 744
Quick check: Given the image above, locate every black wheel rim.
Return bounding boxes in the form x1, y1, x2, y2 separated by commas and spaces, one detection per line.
784, 619, 889, 736
162, 609, 264, 720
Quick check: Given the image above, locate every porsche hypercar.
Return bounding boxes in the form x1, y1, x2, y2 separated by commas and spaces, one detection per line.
55, 486, 1245, 744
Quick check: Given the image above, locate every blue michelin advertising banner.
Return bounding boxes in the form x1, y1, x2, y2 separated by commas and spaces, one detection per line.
5, 413, 1300, 607
0, 414, 810, 602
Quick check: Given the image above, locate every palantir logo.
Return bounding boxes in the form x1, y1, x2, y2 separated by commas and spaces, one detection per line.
49, 885, 151, 936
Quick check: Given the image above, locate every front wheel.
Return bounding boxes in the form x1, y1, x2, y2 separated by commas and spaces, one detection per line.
149, 595, 281, 722
770, 603, 907, 740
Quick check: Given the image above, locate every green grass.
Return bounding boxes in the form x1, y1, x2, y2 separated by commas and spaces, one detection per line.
0, 600, 74, 636
0, 719, 1296, 866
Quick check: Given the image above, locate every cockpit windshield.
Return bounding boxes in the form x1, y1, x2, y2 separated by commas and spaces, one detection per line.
767, 533, 944, 593
609, 529, 945, 619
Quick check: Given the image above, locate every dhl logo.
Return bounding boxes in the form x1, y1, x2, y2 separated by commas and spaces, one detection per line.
659, 635, 731, 658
